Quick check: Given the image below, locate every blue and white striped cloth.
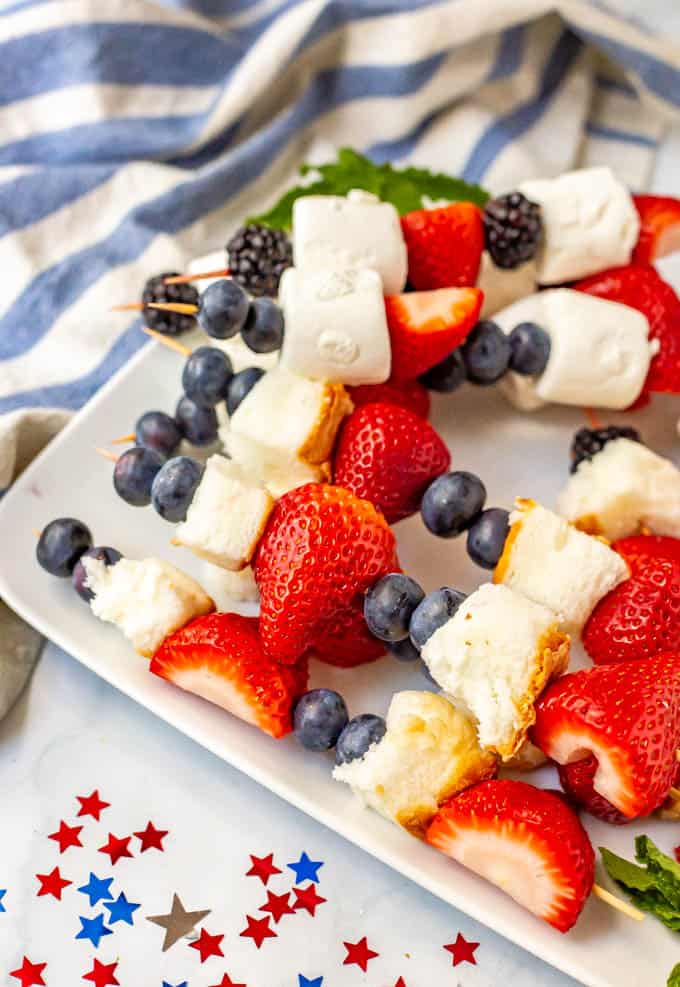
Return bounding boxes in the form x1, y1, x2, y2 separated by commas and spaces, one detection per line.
1, 0, 680, 492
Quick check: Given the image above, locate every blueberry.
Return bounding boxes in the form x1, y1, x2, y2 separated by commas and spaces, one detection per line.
364, 573, 425, 643
335, 714, 386, 766
461, 320, 511, 385
36, 518, 93, 578
175, 396, 219, 446
182, 346, 233, 407
72, 546, 122, 602
466, 507, 510, 569
421, 471, 486, 538
197, 279, 249, 340
225, 367, 266, 417
388, 637, 421, 662
419, 349, 466, 393
508, 322, 551, 375
113, 446, 165, 507
241, 298, 284, 354
151, 456, 204, 522
135, 411, 182, 457
410, 587, 467, 649
293, 689, 349, 752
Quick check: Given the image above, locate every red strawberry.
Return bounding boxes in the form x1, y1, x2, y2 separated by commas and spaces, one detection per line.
583, 535, 680, 665
311, 606, 386, 668
400, 202, 484, 290
426, 779, 594, 933
254, 483, 398, 665
348, 377, 430, 420
632, 195, 680, 264
150, 613, 308, 739
532, 654, 680, 819
558, 756, 630, 826
575, 264, 680, 393
333, 402, 450, 523
385, 286, 482, 380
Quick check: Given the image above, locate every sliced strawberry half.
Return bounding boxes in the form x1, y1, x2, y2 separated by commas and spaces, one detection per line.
557, 756, 630, 826
400, 201, 484, 290
348, 377, 431, 420
633, 195, 680, 264
532, 653, 680, 819
385, 286, 482, 380
426, 779, 594, 933
150, 612, 308, 738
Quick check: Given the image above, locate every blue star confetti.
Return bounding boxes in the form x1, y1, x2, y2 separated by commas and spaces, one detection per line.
0, 889, 6, 912
75, 913, 113, 947
298, 976, 323, 987
104, 891, 140, 926
162, 982, 187, 987
287, 852, 323, 885
78, 873, 114, 907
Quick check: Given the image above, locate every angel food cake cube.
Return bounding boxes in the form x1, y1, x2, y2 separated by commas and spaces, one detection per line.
557, 437, 680, 541
333, 691, 496, 837
420, 583, 569, 760
173, 455, 274, 570
518, 166, 639, 284
292, 189, 408, 294
83, 557, 214, 657
279, 266, 391, 385
494, 500, 629, 631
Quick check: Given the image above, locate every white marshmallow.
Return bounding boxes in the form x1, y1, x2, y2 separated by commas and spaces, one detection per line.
333, 691, 496, 836
173, 455, 273, 570
519, 167, 639, 285
494, 499, 629, 632
477, 252, 537, 319
83, 557, 214, 658
494, 289, 653, 411
199, 561, 259, 606
292, 190, 408, 294
421, 583, 569, 760
557, 437, 680, 541
279, 267, 391, 385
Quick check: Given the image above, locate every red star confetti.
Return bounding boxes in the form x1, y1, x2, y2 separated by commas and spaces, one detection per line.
394, 979, 408, 987
189, 928, 224, 963
209, 977, 247, 987
343, 937, 379, 972
245, 853, 281, 885
134, 821, 168, 853
98, 833, 133, 865
48, 820, 83, 854
36, 866, 71, 900
82, 959, 119, 987
292, 884, 326, 917
76, 790, 110, 821
675, 845, 680, 863
259, 890, 294, 924
240, 914, 277, 949
444, 933, 479, 967
10, 957, 47, 987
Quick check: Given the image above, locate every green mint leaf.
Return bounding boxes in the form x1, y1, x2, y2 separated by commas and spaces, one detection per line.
600, 847, 658, 893
601, 840, 680, 932
668, 962, 680, 987
636, 836, 680, 911
249, 146, 489, 229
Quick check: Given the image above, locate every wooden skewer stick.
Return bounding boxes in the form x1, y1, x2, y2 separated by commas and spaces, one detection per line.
95, 447, 120, 463
111, 302, 144, 312
592, 883, 645, 921
111, 433, 137, 444
676, 748, 680, 763
141, 326, 192, 356
669, 786, 680, 800
164, 268, 229, 285
584, 407, 603, 430
146, 301, 199, 316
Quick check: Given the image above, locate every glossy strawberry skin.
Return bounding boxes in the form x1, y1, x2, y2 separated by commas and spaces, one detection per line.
385, 286, 483, 380
426, 780, 594, 933
311, 605, 386, 668
532, 654, 680, 819
348, 378, 430, 420
633, 195, 680, 264
150, 613, 308, 738
400, 202, 484, 290
333, 402, 450, 524
583, 535, 680, 665
575, 264, 680, 394
254, 484, 398, 666
558, 756, 630, 825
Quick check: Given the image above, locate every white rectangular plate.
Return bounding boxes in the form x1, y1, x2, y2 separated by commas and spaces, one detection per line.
1, 332, 678, 987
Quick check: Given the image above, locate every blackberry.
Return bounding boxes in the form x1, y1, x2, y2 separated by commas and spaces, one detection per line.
142, 272, 199, 337
227, 224, 292, 297
570, 426, 641, 473
483, 192, 542, 269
